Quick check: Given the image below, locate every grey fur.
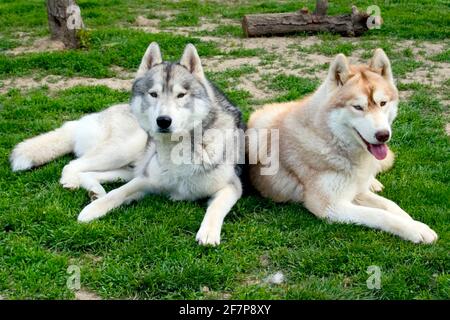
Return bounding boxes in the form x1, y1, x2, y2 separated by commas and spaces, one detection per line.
131, 61, 244, 133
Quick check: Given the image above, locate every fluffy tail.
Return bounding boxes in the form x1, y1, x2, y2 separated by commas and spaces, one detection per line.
10, 121, 78, 171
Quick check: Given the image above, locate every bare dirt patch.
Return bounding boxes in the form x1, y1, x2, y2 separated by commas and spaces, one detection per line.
0, 75, 132, 93
132, 14, 238, 37
2, 14, 448, 108
398, 90, 414, 101
203, 56, 260, 72
238, 36, 320, 53
401, 62, 450, 86
201, 286, 232, 299
237, 75, 274, 100
7, 37, 65, 55
83, 253, 104, 264
396, 40, 445, 60
75, 289, 102, 300
135, 15, 159, 27
110, 65, 135, 79
446, 123, 450, 136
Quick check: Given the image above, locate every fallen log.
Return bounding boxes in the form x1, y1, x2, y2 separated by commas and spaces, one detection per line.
242, 1, 381, 37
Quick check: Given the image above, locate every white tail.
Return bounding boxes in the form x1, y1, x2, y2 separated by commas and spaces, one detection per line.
10, 121, 78, 171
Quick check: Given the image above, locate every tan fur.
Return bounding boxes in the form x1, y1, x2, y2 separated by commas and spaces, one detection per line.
248, 49, 438, 244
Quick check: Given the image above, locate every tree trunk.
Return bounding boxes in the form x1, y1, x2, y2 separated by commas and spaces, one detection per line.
46, 0, 84, 48
242, 3, 377, 37
314, 0, 328, 16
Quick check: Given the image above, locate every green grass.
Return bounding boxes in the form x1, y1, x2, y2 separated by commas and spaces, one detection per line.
0, 0, 449, 300
0, 37, 19, 52
193, 25, 244, 38
0, 29, 221, 79
159, 12, 200, 27
1, 0, 449, 39
301, 40, 356, 57
265, 74, 319, 102
431, 49, 450, 63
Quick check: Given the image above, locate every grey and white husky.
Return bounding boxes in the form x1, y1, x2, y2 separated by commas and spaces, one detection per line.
10, 42, 245, 246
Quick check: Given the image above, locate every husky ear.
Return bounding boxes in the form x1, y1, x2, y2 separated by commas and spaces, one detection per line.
328, 53, 350, 87
369, 48, 394, 83
179, 43, 205, 80
136, 42, 162, 78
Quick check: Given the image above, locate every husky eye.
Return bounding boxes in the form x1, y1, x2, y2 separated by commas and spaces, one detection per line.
380, 101, 387, 107
149, 92, 158, 98
177, 92, 186, 99
352, 105, 363, 111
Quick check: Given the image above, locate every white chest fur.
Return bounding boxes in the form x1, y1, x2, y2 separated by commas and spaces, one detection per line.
135, 139, 234, 201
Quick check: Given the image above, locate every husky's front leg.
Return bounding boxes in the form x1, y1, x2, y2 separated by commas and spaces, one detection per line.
325, 201, 437, 244
354, 191, 414, 221
77, 176, 149, 222
196, 179, 242, 246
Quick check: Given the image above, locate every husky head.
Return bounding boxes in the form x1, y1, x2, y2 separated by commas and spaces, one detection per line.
325, 49, 399, 160
131, 42, 213, 136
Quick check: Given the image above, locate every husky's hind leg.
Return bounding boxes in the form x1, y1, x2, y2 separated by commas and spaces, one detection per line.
77, 176, 150, 222
60, 152, 125, 190
60, 137, 142, 190
79, 168, 135, 200
196, 177, 242, 246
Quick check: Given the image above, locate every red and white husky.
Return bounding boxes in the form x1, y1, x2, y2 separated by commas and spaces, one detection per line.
248, 49, 437, 244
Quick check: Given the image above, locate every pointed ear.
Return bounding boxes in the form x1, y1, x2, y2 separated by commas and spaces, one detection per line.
369, 48, 394, 83
136, 42, 162, 78
328, 53, 351, 87
179, 43, 205, 80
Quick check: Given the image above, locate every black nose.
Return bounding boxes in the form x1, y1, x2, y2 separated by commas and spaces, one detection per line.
156, 116, 172, 130
375, 130, 390, 143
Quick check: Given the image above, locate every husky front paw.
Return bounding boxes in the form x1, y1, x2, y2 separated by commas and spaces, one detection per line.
402, 221, 438, 244
88, 189, 106, 201
370, 177, 384, 192
196, 224, 221, 246
77, 201, 107, 223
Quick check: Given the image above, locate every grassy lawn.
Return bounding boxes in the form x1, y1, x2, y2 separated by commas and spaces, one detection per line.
0, 0, 449, 299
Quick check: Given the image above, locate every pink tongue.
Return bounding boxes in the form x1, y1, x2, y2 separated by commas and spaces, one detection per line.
368, 143, 388, 160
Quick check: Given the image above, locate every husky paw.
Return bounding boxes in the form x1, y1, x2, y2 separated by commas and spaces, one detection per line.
60, 177, 80, 189
196, 225, 221, 246
60, 167, 80, 189
370, 178, 384, 193
77, 201, 107, 223
88, 189, 106, 201
403, 221, 438, 244
87, 185, 106, 201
